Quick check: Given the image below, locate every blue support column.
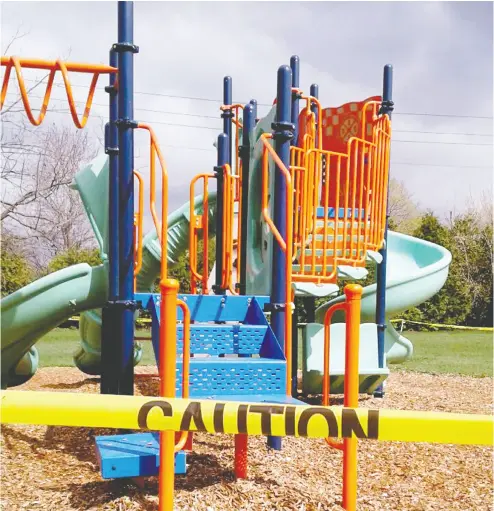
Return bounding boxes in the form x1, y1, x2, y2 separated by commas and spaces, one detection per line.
239, 103, 255, 295
101, 49, 120, 394
290, 56, 300, 144
222, 77, 233, 169
289, 56, 300, 396
214, 133, 228, 295
268, 65, 294, 450
249, 99, 258, 123
374, 64, 394, 398
114, 0, 138, 396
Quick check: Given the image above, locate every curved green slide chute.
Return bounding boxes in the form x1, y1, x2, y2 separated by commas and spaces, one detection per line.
1, 155, 216, 388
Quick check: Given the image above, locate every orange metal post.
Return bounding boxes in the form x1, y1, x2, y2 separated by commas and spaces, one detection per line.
234, 434, 248, 479
158, 279, 179, 511
342, 284, 363, 511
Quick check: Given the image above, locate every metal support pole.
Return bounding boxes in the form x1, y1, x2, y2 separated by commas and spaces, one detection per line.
101, 49, 120, 395
249, 99, 258, 123
268, 65, 293, 450
222, 76, 233, 168
300, 83, 319, 331
290, 56, 300, 144
289, 55, 300, 396
115, 0, 138, 396
238, 104, 255, 295
374, 64, 394, 398
214, 133, 228, 295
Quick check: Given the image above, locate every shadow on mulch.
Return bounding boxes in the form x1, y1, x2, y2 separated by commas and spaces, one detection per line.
1, 424, 114, 464
43, 378, 100, 390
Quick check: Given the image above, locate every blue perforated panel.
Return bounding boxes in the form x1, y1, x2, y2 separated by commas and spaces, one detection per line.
176, 324, 267, 355
175, 359, 286, 397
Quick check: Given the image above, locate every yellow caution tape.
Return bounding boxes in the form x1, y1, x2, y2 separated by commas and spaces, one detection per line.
391, 319, 493, 332
1, 391, 492, 446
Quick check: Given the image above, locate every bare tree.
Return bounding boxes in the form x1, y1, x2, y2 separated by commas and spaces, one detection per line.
387, 178, 420, 233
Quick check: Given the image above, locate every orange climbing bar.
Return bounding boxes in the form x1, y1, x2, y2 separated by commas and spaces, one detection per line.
137, 123, 169, 280
221, 164, 239, 294
175, 299, 191, 452
322, 285, 363, 511
260, 133, 293, 395
133, 171, 144, 285
189, 173, 215, 294
1, 56, 115, 128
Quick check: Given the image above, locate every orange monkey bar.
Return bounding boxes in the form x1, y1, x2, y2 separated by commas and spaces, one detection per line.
322, 284, 362, 511
1, 56, 116, 128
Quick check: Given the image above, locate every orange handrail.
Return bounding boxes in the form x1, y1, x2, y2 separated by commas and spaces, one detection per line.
221, 163, 239, 295
322, 284, 362, 511
174, 299, 191, 451
189, 173, 215, 294
133, 170, 144, 287
137, 123, 169, 281
1, 56, 115, 128
260, 133, 293, 395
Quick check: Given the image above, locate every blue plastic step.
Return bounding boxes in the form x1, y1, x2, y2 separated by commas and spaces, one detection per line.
199, 393, 306, 405
95, 432, 186, 479
175, 358, 287, 397
136, 293, 270, 322
175, 324, 268, 355
315, 207, 366, 219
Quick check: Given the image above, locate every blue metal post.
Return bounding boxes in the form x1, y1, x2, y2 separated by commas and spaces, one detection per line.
222, 77, 233, 168
289, 56, 300, 396
375, 64, 394, 398
101, 49, 120, 394
115, 0, 138, 395
290, 56, 300, 145
269, 65, 293, 450
239, 104, 255, 295
249, 99, 258, 123
214, 133, 228, 295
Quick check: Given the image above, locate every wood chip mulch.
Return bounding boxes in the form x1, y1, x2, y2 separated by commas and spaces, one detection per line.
1, 368, 492, 510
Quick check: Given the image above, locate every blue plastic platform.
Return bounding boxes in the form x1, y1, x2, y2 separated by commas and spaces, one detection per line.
95, 432, 186, 479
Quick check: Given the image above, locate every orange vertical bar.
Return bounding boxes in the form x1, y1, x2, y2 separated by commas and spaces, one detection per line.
342, 284, 362, 511
159, 278, 179, 511
234, 434, 248, 479
202, 176, 210, 294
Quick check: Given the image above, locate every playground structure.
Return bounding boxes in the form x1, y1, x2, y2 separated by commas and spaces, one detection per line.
0, 3, 492, 511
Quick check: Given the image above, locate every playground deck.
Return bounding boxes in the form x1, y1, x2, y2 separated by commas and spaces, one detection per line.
1, 368, 491, 511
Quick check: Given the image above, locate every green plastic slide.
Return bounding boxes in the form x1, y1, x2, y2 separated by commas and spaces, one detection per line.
302, 230, 452, 394
1, 154, 216, 387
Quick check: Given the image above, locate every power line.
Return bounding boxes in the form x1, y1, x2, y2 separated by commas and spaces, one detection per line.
392, 161, 492, 169
393, 129, 492, 138
393, 140, 492, 147
7, 77, 493, 120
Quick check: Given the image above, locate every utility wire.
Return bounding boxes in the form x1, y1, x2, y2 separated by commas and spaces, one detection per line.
6, 76, 494, 120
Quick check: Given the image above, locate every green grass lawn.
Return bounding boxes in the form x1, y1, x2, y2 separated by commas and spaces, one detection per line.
35, 327, 492, 378
394, 330, 492, 377
35, 327, 157, 368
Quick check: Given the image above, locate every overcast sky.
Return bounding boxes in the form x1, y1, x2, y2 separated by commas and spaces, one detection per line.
1, 1, 492, 229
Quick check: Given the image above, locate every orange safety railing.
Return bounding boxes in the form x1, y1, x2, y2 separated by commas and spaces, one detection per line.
133, 170, 145, 291
288, 97, 391, 284
189, 173, 215, 294
136, 123, 169, 281
322, 284, 362, 511
222, 163, 239, 295
1, 56, 116, 128
260, 133, 293, 395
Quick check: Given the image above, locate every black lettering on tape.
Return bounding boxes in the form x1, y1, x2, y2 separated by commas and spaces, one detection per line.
298, 407, 339, 437
213, 403, 225, 433
341, 408, 368, 439
137, 400, 173, 429
249, 405, 285, 435
180, 401, 207, 432
237, 404, 248, 434
367, 409, 379, 439
285, 406, 296, 436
